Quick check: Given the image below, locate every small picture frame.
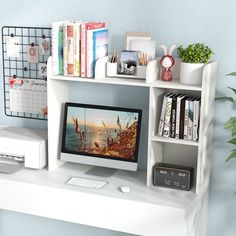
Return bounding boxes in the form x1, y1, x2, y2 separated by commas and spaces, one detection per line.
118, 50, 139, 75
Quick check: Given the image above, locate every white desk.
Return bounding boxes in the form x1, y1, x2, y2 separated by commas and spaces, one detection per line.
0, 163, 195, 236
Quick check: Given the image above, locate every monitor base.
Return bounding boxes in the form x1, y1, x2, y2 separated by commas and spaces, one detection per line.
85, 166, 116, 178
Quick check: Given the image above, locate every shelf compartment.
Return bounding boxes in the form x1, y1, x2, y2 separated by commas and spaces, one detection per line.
151, 135, 199, 147
50, 75, 149, 87
149, 87, 201, 138
147, 141, 198, 193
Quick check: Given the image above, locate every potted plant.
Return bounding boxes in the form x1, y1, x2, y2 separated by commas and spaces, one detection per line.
216, 72, 236, 161
177, 43, 214, 85
216, 72, 236, 193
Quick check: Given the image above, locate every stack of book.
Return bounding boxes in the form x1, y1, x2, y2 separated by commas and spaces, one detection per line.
157, 93, 200, 141
52, 20, 108, 78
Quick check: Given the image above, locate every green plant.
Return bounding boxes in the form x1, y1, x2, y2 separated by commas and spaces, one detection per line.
177, 43, 214, 63
215, 72, 236, 163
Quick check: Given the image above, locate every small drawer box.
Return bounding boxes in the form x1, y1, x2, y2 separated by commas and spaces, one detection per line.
153, 163, 194, 191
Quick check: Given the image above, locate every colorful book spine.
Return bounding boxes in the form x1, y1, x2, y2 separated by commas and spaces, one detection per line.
163, 94, 174, 137
63, 24, 68, 75
158, 93, 172, 136
80, 22, 105, 77
66, 23, 74, 76
183, 98, 190, 140
188, 98, 194, 140
193, 98, 201, 141
73, 22, 82, 76
87, 27, 106, 78
58, 29, 63, 75
52, 21, 66, 75
93, 29, 108, 77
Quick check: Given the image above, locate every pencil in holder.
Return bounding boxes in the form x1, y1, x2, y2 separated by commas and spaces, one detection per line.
106, 62, 118, 77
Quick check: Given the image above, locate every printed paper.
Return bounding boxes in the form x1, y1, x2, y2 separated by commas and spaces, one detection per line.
39, 38, 50, 56
27, 45, 39, 63
6, 36, 20, 58
9, 77, 47, 115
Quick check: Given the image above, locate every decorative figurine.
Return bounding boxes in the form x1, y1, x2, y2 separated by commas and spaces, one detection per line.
160, 44, 176, 81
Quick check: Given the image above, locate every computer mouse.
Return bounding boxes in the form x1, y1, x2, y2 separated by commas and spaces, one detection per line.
119, 186, 130, 193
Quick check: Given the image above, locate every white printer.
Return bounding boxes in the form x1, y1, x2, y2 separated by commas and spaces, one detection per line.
0, 126, 47, 169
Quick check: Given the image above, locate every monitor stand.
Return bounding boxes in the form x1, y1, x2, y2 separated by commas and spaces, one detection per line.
85, 166, 116, 178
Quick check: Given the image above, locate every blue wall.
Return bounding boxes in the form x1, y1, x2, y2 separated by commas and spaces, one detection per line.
0, 0, 236, 235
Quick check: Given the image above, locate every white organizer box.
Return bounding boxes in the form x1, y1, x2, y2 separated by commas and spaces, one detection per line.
0, 56, 217, 236
95, 55, 159, 83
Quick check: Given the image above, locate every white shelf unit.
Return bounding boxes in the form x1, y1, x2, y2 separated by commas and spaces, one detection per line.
45, 56, 217, 236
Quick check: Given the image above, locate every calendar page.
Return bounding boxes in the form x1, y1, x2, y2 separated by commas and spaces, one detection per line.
9, 77, 47, 115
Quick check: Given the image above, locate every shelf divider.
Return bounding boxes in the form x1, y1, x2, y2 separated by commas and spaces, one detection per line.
51, 75, 149, 87
151, 78, 202, 91
151, 135, 199, 146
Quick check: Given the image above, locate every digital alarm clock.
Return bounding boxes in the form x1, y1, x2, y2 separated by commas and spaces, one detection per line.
153, 163, 194, 191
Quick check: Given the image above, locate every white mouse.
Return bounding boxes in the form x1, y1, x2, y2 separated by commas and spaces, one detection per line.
119, 186, 130, 193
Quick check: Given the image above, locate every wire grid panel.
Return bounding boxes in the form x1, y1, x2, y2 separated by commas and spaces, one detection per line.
2, 26, 52, 120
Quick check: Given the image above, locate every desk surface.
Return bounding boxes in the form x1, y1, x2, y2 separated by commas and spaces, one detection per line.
0, 163, 196, 236
0, 163, 195, 209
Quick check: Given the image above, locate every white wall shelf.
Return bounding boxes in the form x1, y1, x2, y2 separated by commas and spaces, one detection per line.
0, 56, 216, 236
46, 56, 217, 236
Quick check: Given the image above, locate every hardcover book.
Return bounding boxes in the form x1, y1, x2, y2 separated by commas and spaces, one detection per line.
183, 98, 191, 140
175, 94, 186, 139
188, 98, 195, 140
170, 94, 179, 138
193, 98, 201, 141
80, 22, 106, 77
157, 92, 173, 136
52, 21, 69, 75
179, 96, 189, 139
92, 29, 108, 77
58, 29, 64, 75
73, 22, 82, 76
87, 27, 106, 77
163, 94, 175, 137
66, 23, 74, 76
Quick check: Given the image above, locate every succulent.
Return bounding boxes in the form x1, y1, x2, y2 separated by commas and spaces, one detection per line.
177, 43, 213, 64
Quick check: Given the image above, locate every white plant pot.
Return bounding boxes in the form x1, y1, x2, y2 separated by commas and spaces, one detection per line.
179, 62, 204, 85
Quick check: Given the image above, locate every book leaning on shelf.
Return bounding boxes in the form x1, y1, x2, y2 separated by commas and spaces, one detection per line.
52, 20, 108, 78
81, 21, 106, 77
52, 21, 69, 75
157, 92, 200, 141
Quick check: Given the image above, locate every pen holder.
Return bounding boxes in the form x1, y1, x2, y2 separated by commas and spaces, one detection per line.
106, 62, 118, 77
136, 65, 146, 79
106, 62, 147, 79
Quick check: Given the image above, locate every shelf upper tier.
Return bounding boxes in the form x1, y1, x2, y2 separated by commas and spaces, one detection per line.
50, 74, 149, 87
151, 79, 202, 91
47, 57, 202, 91
50, 75, 202, 91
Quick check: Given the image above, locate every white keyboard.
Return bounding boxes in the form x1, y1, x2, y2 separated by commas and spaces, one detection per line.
66, 177, 108, 189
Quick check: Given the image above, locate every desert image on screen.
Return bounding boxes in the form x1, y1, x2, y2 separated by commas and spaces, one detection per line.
64, 107, 139, 160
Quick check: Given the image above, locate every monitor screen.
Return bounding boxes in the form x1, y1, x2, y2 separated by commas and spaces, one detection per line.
61, 103, 142, 171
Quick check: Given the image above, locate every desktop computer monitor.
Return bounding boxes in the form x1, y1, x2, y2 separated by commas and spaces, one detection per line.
61, 103, 142, 171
